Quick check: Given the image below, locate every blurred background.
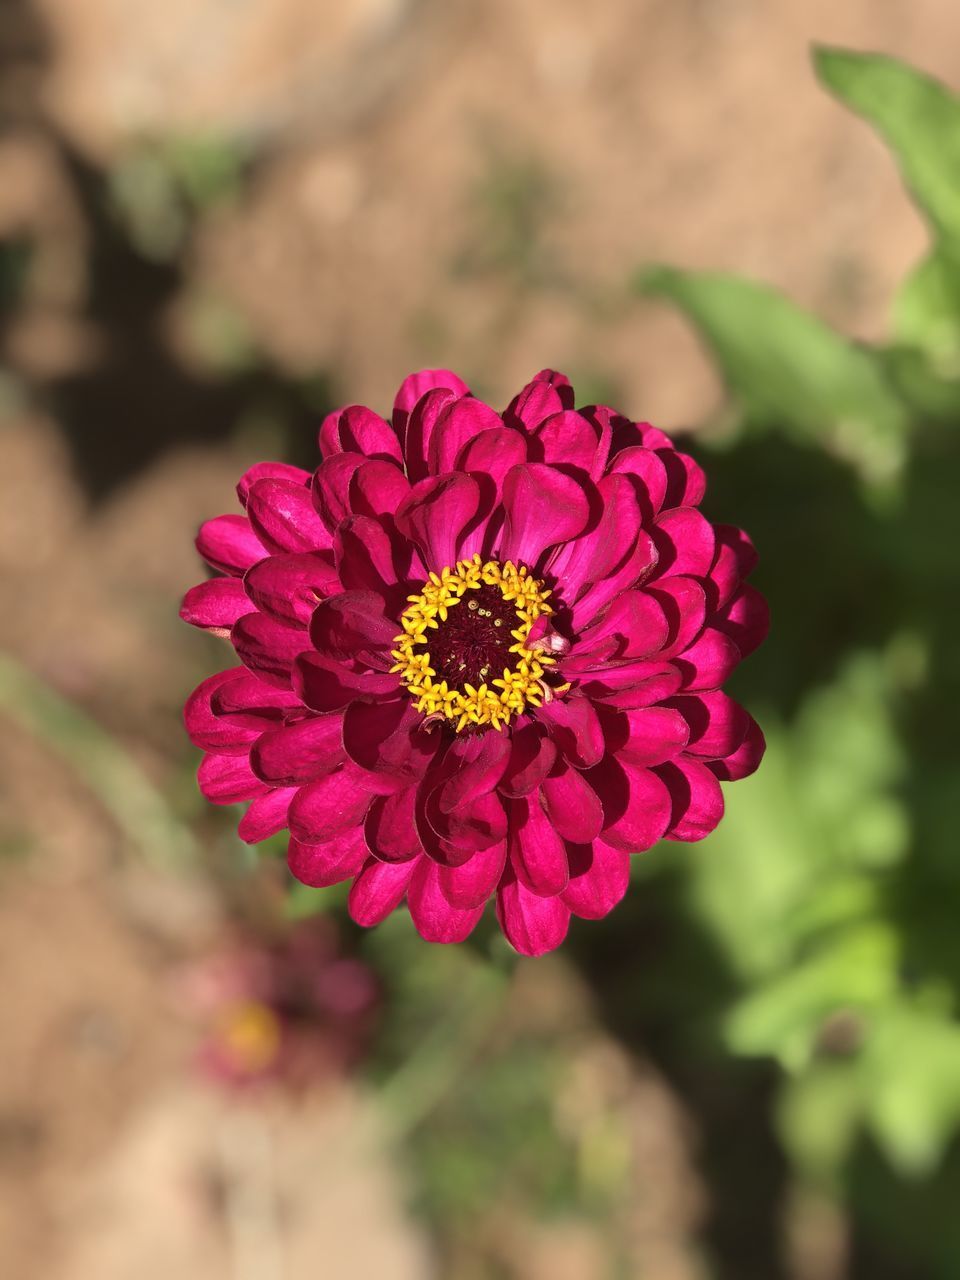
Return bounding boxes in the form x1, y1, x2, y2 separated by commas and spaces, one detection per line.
2, 1, 960, 1277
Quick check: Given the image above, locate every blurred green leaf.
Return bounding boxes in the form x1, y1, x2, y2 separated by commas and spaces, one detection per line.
814, 47, 960, 244
638, 266, 908, 484
894, 248, 960, 362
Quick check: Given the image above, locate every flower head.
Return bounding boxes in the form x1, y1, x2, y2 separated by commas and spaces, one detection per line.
183, 369, 768, 956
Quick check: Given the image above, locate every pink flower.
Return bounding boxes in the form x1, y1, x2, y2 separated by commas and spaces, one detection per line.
183, 369, 767, 956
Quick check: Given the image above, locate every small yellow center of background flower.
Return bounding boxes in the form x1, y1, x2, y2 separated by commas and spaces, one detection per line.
391, 555, 556, 732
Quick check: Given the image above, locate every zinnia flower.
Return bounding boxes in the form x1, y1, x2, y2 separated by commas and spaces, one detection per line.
183, 369, 767, 956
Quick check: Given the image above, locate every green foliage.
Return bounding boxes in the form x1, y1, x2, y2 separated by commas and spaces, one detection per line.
639, 43, 960, 1247
638, 266, 907, 486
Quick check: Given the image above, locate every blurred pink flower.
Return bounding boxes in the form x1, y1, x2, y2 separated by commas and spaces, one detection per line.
179, 922, 378, 1089
183, 369, 767, 956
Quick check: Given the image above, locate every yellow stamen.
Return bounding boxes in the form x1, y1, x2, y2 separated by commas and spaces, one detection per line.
392, 556, 556, 732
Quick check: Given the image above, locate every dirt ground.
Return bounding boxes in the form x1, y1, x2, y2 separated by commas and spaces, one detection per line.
1, 0, 958, 1276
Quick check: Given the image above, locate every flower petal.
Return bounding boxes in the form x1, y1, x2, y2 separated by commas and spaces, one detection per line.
210, 672, 302, 728
364, 788, 422, 862
343, 697, 439, 791
288, 764, 373, 843
237, 461, 310, 507
659, 449, 706, 509
321, 404, 402, 463
238, 787, 297, 843
393, 369, 470, 435
532, 410, 602, 475
293, 653, 398, 712
197, 514, 267, 576
185, 669, 260, 752
652, 507, 716, 579
606, 446, 668, 520
503, 373, 571, 431
599, 705, 690, 766
407, 858, 485, 943
714, 584, 769, 659
707, 716, 765, 781
428, 397, 504, 474
309, 590, 398, 671
667, 691, 749, 760
675, 628, 741, 691
540, 766, 603, 843
707, 525, 759, 609
548, 474, 640, 598
496, 867, 571, 956
288, 827, 368, 887
243, 552, 339, 627
656, 757, 725, 841
396, 473, 482, 571
348, 855, 418, 925
198, 752, 267, 804
334, 515, 404, 595
507, 795, 569, 896
246, 478, 333, 554
646, 576, 707, 659
180, 577, 254, 634
438, 840, 507, 909
231, 613, 309, 687
537, 696, 605, 769
312, 452, 366, 530
562, 839, 630, 920
574, 590, 670, 662
568, 530, 658, 631
498, 723, 558, 797
349, 460, 411, 520
499, 464, 591, 568
585, 757, 672, 852
251, 714, 346, 785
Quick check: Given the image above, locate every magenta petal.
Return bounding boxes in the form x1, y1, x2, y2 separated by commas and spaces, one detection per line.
504, 376, 568, 432
496, 867, 571, 956
568, 530, 658, 632
185, 669, 259, 752
288, 827, 368, 888
586, 758, 672, 852
600, 705, 690, 766
499, 723, 558, 797
198, 752, 267, 804
293, 652, 397, 712
210, 673, 301, 728
231, 612, 308, 687
288, 765, 373, 843
437, 732, 511, 813
676, 628, 741, 691
238, 787, 297, 843
312, 453, 366, 530
715, 584, 770, 660
429, 398, 504, 474
334, 515, 402, 594
548, 475, 640, 598
456, 427, 528, 495
243, 552, 339, 627
237, 461, 310, 507
343, 698, 438, 791
349, 855, 418, 926
349, 460, 411, 520
606, 446, 669, 520
540, 766, 603, 843
500, 464, 591, 567
659, 449, 706, 509
667, 691, 749, 759
438, 840, 507, 909
196, 514, 267, 576
707, 716, 765, 781
647, 576, 708, 659
364, 788, 422, 862
537, 695, 605, 769
708, 525, 759, 609
508, 795, 569, 896
575, 660, 683, 710
251, 714, 346, 785
532, 410, 601, 474
562, 839, 630, 920
652, 507, 716, 579
656, 757, 725, 841
407, 858, 485, 943
322, 404, 402, 464
396, 473, 482, 571
181, 577, 254, 634
393, 369, 470, 433
575, 590, 670, 662
246, 477, 333, 554
309, 590, 397, 671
